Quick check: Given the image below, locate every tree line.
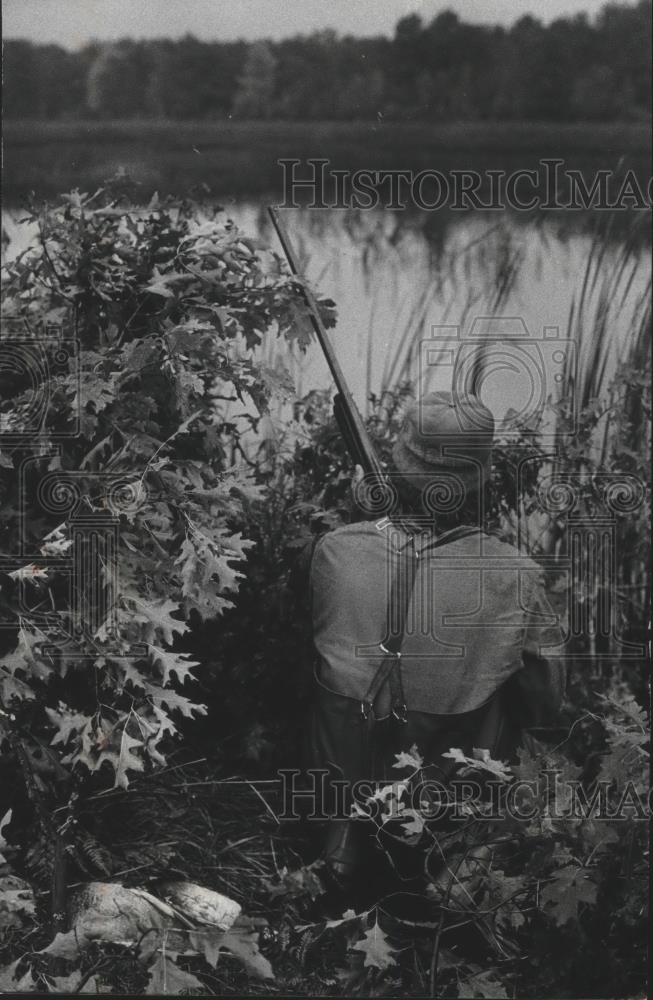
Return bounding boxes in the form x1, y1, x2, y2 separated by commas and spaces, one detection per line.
3, 2, 651, 122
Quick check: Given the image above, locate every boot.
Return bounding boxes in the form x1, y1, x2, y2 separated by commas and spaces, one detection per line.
323, 819, 361, 887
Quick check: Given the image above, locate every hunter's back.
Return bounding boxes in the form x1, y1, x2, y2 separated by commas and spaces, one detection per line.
310, 520, 562, 716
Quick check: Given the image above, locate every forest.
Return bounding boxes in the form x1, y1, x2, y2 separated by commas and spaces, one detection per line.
3, 1, 652, 123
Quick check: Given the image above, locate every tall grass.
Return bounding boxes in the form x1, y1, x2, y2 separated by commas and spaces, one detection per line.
561, 213, 651, 670
377, 221, 522, 398
563, 210, 652, 423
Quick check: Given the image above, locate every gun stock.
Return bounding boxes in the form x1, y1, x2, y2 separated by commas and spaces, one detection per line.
267, 207, 384, 480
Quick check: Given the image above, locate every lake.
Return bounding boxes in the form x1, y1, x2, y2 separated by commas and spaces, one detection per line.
2, 199, 650, 432
232, 203, 650, 430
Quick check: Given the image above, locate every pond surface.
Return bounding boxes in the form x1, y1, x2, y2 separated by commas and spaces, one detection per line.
233, 205, 651, 429
3, 203, 650, 430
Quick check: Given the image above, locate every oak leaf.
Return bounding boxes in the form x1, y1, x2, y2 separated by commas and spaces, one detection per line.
132, 597, 189, 646
148, 645, 199, 686
393, 744, 424, 771
45, 705, 89, 746
351, 920, 398, 970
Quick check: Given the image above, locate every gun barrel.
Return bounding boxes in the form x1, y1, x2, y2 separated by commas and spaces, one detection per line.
267, 207, 347, 389
267, 207, 384, 479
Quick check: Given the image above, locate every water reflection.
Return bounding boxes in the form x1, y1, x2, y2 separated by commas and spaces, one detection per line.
2, 203, 650, 425
230, 205, 650, 422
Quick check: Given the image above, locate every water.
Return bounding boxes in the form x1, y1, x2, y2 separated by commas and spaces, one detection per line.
233, 205, 650, 429
3, 203, 650, 430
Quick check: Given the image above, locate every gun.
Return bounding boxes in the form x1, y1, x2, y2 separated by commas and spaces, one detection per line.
267, 207, 385, 481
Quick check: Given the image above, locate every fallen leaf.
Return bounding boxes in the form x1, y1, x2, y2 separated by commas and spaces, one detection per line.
325, 908, 359, 929
540, 865, 598, 925
0, 959, 37, 992
146, 954, 204, 995
40, 930, 82, 960
217, 924, 274, 980
463, 968, 509, 998
351, 919, 398, 970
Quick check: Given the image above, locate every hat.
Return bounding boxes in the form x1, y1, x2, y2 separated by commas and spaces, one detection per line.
392, 390, 494, 493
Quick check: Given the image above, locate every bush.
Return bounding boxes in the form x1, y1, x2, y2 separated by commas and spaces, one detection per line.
0, 180, 334, 922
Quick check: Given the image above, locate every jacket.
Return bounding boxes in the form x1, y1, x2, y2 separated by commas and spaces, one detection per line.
307, 519, 565, 726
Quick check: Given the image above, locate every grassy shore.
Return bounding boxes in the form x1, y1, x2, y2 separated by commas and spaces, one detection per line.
3, 119, 651, 204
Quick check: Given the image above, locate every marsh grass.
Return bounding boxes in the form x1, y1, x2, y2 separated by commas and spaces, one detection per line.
564, 210, 652, 420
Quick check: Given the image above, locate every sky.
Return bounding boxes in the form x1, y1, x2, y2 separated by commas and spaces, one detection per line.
3, 0, 615, 48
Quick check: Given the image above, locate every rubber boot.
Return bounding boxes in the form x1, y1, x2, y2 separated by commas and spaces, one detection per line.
323, 819, 361, 886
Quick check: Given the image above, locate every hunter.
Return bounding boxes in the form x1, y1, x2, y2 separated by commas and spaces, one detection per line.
299, 390, 565, 885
